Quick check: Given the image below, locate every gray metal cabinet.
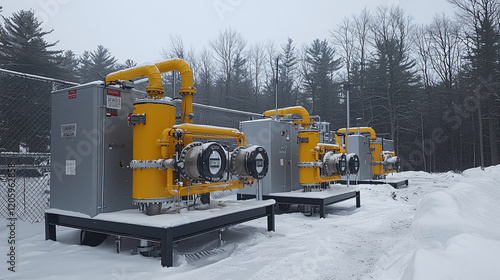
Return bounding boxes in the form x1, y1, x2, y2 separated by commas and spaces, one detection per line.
50, 83, 143, 217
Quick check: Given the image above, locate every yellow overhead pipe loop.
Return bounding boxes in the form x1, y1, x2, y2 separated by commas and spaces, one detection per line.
105, 65, 164, 98
174, 123, 246, 146
263, 106, 312, 128
317, 143, 342, 153
154, 59, 196, 94
155, 59, 197, 124
337, 127, 377, 141
159, 124, 247, 158
105, 59, 197, 108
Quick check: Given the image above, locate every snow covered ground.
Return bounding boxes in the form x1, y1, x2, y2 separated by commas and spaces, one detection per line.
1, 165, 499, 279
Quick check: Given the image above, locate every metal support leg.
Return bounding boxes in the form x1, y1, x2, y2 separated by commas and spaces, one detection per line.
161, 228, 174, 267
115, 236, 122, 253
266, 205, 275, 232
45, 213, 56, 241
320, 203, 325, 219
356, 191, 361, 208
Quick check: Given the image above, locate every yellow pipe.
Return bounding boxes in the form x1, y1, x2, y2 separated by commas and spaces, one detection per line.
160, 123, 247, 158
105, 65, 164, 97
155, 59, 196, 124
155, 59, 196, 93
317, 143, 342, 151
160, 128, 178, 158
315, 166, 341, 182
166, 168, 174, 195
263, 106, 312, 127
186, 135, 244, 141
337, 127, 377, 141
174, 123, 246, 146
175, 179, 252, 197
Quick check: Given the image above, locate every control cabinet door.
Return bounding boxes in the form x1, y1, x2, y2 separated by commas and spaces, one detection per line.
101, 88, 141, 213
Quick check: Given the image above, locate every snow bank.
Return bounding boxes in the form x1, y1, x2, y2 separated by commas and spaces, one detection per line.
1, 169, 492, 279
383, 165, 500, 280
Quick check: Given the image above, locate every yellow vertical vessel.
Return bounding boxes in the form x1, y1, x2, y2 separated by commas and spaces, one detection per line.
131, 100, 176, 203
298, 130, 320, 187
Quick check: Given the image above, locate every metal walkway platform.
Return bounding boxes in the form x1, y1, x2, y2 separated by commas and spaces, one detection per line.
238, 186, 361, 218
45, 200, 275, 267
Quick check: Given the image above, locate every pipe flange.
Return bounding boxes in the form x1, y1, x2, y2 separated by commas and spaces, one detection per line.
322, 155, 331, 176
298, 162, 314, 168
130, 160, 162, 170
230, 146, 245, 175
300, 183, 320, 189
130, 159, 174, 170
322, 152, 336, 176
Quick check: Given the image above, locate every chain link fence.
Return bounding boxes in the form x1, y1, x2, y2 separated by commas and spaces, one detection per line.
0, 69, 77, 223
0, 68, 263, 223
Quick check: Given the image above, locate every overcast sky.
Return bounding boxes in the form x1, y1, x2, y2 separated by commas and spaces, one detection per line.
2, 0, 455, 64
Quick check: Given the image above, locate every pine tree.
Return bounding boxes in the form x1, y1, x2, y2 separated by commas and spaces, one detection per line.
57, 50, 79, 82
77, 45, 117, 82
447, 0, 500, 167
0, 10, 63, 77
278, 38, 299, 108
118, 59, 137, 70
364, 38, 421, 151
230, 53, 253, 111
303, 39, 342, 125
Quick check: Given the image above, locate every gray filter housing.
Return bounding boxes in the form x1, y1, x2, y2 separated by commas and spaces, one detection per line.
50, 83, 144, 217
239, 118, 300, 196
344, 134, 372, 181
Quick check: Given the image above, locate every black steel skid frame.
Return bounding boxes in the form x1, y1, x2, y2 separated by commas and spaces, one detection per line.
237, 191, 360, 219
340, 179, 409, 189
45, 204, 275, 267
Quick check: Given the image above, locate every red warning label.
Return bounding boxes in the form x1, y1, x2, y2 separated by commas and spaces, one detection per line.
107, 89, 121, 97
68, 90, 76, 99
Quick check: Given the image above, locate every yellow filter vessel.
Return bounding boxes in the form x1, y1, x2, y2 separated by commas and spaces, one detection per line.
298, 130, 319, 187
132, 99, 176, 203
371, 140, 383, 177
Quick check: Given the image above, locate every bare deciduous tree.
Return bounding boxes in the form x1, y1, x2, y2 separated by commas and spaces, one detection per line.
331, 17, 354, 80
248, 42, 265, 105
428, 14, 463, 89
210, 29, 247, 107
161, 34, 198, 97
